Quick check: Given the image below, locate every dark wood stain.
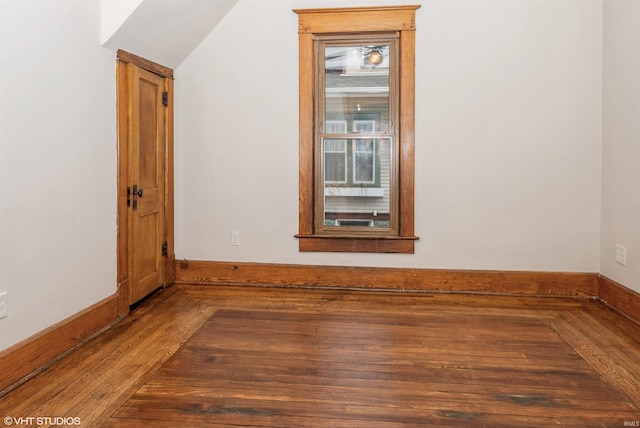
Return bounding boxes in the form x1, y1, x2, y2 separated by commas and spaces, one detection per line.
439, 410, 480, 420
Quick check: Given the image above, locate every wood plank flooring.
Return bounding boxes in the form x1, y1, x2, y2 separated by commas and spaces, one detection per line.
1, 284, 640, 427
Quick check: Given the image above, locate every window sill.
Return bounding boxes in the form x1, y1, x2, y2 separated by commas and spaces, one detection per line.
295, 234, 418, 253
325, 187, 384, 197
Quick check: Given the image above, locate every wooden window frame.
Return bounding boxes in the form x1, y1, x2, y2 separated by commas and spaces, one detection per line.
294, 5, 420, 253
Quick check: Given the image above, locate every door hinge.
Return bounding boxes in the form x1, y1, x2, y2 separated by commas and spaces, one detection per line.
162, 91, 168, 107
161, 241, 168, 257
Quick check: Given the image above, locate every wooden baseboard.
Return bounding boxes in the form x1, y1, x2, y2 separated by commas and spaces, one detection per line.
175, 260, 598, 297
598, 274, 640, 325
0, 294, 119, 395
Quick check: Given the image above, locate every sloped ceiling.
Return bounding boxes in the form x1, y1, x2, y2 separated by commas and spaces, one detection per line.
102, 0, 238, 70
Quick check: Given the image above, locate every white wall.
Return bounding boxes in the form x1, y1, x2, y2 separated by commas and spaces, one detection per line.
100, 0, 144, 45
175, 0, 603, 273
0, 0, 117, 350
601, 0, 640, 293
101, 0, 239, 69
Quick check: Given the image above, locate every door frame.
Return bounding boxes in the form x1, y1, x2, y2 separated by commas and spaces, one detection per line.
116, 50, 175, 317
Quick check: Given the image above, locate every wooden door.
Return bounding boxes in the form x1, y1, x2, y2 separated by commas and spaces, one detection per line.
128, 66, 166, 304
116, 50, 174, 311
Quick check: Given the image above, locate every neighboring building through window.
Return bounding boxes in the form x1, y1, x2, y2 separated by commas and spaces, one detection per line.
294, 5, 420, 253
324, 121, 347, 184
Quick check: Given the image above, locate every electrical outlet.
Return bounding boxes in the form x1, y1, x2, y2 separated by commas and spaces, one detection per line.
0, 292, 7, 319
231, 231, 240, 246
615, 244, 627, 266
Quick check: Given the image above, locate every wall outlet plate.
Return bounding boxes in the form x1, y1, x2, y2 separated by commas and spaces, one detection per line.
231, 231, 240, 246
0, 292, 7, 319
615, 244, 627, 266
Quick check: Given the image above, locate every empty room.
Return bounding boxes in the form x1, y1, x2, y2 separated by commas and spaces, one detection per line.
1, 0, 639, 426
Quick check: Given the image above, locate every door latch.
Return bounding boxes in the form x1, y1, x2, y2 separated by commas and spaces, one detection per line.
132, 184, 143, 210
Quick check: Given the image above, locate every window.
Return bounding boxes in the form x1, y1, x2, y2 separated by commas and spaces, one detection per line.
294, 5, 420, 253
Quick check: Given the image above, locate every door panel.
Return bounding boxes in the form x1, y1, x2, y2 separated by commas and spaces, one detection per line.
129, 67, 166, 304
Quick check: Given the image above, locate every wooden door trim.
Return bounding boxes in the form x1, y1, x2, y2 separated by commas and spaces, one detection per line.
117, 50, 174, 80
116, 52, 175, 317
165, 77, 176, 285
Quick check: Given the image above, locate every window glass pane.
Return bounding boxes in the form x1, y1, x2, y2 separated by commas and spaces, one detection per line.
353, 120, 375, 133
323, 138, 391, 228
354, 140, 374, 183
325, 45, 390, 133
326, 120, 347, 134
324, 139, 346, 183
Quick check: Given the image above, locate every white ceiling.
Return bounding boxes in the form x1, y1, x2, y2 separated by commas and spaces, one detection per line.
101, 0, 239, 70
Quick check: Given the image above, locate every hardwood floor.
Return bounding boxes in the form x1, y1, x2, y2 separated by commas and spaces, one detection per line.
1, 284, 640, 427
